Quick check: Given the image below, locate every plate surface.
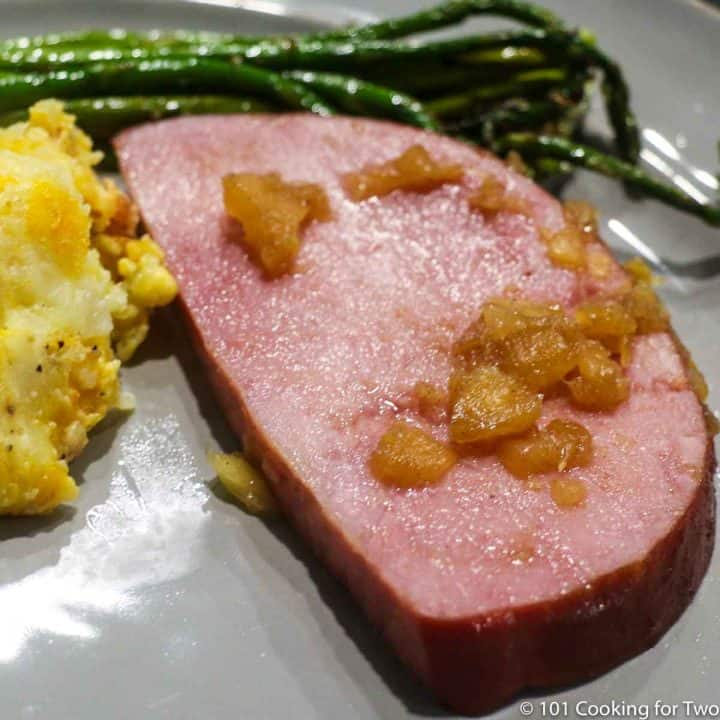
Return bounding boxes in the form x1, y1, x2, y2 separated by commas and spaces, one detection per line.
1, 2, 719, 719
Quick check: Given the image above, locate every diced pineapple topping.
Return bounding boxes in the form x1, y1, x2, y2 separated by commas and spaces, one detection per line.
541, 226, 587, 270
624, 256, 656, 285
624, 283, 669, 334
369, 255, 677, 502
448, 275, 669, 482
449, 366, 541, 444
575, 300, 637, 342
497, 419, 592, 479
453, 296, 633, 425
468, 176, 505, 216
454, 299, 580, 392
550, 477, 588, 508
563, 200, 598, 237
574, 300, 636, 362
468, 176, 531, 218
540, 200, 602, 271
356, 152, 688, 509
223, 172, 331, 278
343, 145, 463, 201
566, 340, 630, 410
370, 421, 456, 487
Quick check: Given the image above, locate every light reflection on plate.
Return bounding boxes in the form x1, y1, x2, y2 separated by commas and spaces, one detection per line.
0, 415, 209, 662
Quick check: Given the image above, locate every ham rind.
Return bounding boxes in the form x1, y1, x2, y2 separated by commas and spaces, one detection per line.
116, 115, 715, 714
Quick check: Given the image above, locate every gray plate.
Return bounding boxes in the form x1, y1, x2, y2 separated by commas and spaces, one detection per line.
1, 1, 719, 718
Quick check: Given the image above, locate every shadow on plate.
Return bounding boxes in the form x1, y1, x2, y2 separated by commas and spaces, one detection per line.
73, 406, 131, 486
245, 504, 677, 719
0, 505, 77, 542
261, 514, 453, 718
124, 304, 180, 366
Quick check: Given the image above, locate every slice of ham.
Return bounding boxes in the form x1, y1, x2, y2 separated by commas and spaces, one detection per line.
116, 115, 715, 714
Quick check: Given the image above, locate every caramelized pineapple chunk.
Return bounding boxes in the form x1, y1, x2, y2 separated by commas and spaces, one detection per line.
343, 145, 463, 201
223, 172, 330, 278
541, 226, 586, 270
370, 421, 456, 487
454, 298, 561, 364
623, 256, 655, 285
482, 298, 563, 341
499, 327, 578, 391
449, 366, 541, 444
575, 300, 637, 352
541, 200, 599, 271
454, 299, 578, 391
497, 420, 592, 479
563, 200, 598, 237
538, 419, 594, 471
587, 247, 614, 279
567, 340, 629, 410
468, 176, 505, 216
468, 176, 530, 217
372, 268, 672, 492
550, 477, 587, 508
624, 283, 669, 334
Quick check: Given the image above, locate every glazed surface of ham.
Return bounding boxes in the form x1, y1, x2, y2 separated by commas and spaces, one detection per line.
116, 115, 714, 714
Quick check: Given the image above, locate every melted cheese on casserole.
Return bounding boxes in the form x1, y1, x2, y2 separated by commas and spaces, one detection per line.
0, 100, 177, 514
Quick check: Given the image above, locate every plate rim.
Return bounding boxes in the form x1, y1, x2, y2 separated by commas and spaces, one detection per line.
0, 0, 377, 29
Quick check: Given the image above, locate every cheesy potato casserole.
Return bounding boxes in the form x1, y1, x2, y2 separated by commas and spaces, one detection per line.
0, 100, 177, 515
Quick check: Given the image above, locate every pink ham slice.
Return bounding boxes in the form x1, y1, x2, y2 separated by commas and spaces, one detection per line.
116, 115, 715, 714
